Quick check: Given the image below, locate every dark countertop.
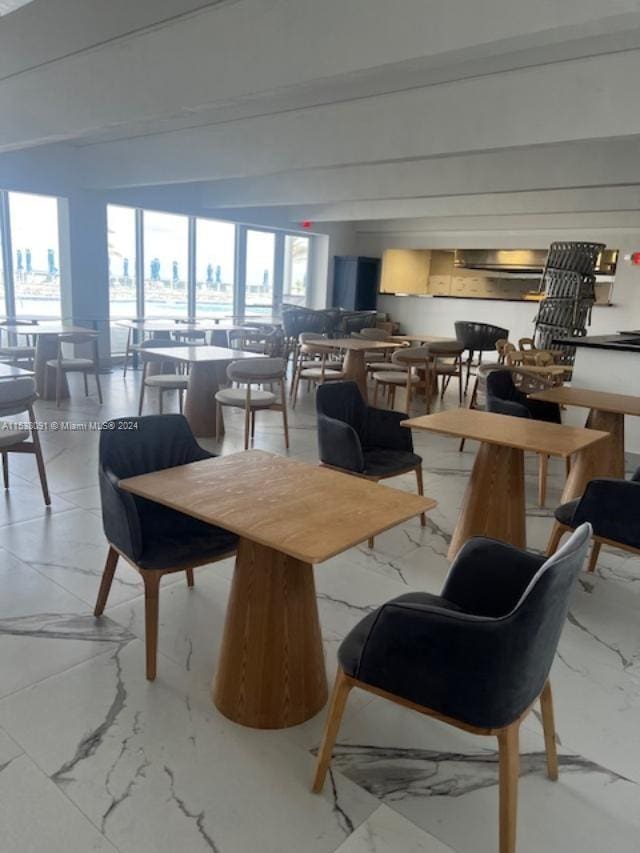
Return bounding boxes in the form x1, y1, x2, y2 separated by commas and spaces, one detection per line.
553, 333, 640, 352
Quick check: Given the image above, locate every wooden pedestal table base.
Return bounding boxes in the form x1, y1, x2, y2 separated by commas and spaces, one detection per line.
402, 409, 609, 560
448, 442, 525, 561
213, 538, 328, 729
342, 349, 368, 400
120, 450, 435, 729
184, 361, 226, 438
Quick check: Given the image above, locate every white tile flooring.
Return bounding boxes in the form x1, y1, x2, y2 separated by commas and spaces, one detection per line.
0, 368, 639, 853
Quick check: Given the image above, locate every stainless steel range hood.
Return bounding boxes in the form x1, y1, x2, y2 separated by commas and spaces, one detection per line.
453, 249, 617, 276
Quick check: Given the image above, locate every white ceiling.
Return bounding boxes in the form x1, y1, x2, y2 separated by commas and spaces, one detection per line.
0, 0, 34, 15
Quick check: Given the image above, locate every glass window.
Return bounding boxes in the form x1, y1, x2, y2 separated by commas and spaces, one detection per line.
245, 229, 275, 316
9, 191, 61, 318
0, 221, 5, 319
283, 235, 309, 306
108, 205, 137, 354
143, 210, 189, 318
195, 218, 235, 318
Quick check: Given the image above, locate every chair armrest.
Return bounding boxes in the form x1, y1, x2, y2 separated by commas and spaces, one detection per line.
486, 397, 530, 419
99, 467, 143, 561
441, 537, 545, 617
574, 478, 640, 548
355, 601, 532, 729
317, 414, 365, 473
365, 407, 414, 452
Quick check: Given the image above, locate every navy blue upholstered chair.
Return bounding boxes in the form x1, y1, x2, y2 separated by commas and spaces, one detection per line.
548, 466, 640, 572
316, 381, 426, 543
486, 368, 562, 508
312, 524, 592, 853
94, 415, 238, 680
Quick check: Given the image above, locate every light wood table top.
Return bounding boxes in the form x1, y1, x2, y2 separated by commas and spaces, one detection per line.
389, 334, 450, 344
120, 450, 436, 564
314, 338, 401, 352
529, 386, 640, 417
402, 409, 609, 458
0, 363, 34, 379
138, 345, 264, 364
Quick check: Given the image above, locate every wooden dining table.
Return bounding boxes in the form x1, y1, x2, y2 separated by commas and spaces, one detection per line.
403, 409, 609, 560
529, 386, 640, 484
120, 449, 436, 728
313, 338, 402, 400
3, 323, 98, 400
140, 345, 264, 437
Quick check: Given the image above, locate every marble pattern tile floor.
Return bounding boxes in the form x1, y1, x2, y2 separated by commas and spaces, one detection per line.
0, 369, 638, 852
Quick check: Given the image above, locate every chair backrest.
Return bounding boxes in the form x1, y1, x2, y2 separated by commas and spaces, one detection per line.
455, 321, 509, 351
299, 332, 326, 344
486, 368, 520, 401
0, 377, 37, 416
500, 523, 591, 712
316, 381, 367, 436
99, 414, 209, 482
518, 337, 535, 351
356, 328, 388, 341
226, 357, 285, 383
505, 350, 526, 367
392, 345, 431, 366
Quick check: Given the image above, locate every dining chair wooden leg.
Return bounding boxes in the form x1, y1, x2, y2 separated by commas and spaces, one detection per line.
244, 402, 251, 451
185, 567, 195, 587
415, 465, 426, 527
281, 382, 290, 449
546, 522, 566, 556
94, 367, 103, 405
2, 453, 8, 489
178, 390, 184, 414
251, 409, 256, 440
215, 401, 222, 441
587, 540, 602, 573
56, 365, 63, 408
138, 365, 147, 415
390, 384, 396, 409
142, 570, 161, 681
498, 720, 520, 853
94, 547, 119, 616
312, 669, 353, 793
373, 380, 379, 406
83, 372, 89, 396
538, 454, 549, 508
539, 680, 559, 781
123, 328, 132, 377
30, 409, 51, 506
367, 536, 374, 548
158, 389, 164, 415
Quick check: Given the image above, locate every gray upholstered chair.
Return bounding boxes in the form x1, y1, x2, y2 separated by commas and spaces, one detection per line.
215, 357, 289, 449
312, 524, 592, 853
371, 346, 429, 414
0, 376, 50, 505
547, 466, 640, 572
95, 414, 238, 680
137, 339, 189, 415
46, 331, 103, 408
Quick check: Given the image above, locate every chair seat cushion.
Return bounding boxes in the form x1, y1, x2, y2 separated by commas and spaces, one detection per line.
136, 500, 238, 570
46, 358, 94, 370
372, 371, 418, 384
215, 388, 277, 408
144, 374, 189, 389
554, 499, 579, 527
362, 448, 422, 477
338, 592, 463, 678
300, 367, 343, 380
0, 422, 29, 447
301, 360, 342, 369
0, 347, 35, 357
367, 361, 401, 371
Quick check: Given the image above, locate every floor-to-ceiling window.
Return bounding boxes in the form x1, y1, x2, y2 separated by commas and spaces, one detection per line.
195, 218, 235, 318
108, 204, 137, 354
0, 223, 6, 320
143, 210, 189, 318
244, 229, 275, 317
283, 234, 309, 306
9, 191, 61, 318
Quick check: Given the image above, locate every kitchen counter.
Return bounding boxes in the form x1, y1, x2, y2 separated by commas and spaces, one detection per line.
555, 333, 640, 352
557, 332, 640, 455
